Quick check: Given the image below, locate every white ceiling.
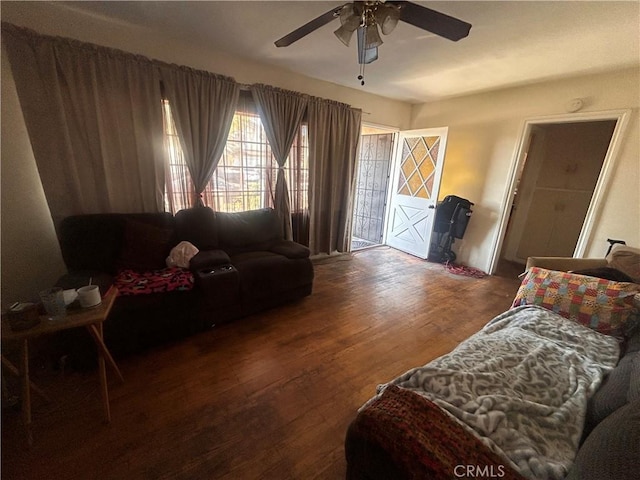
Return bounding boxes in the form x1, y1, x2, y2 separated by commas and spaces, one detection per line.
25, 1, 640, 103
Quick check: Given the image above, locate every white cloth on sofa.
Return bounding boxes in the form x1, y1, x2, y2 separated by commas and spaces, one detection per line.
166, 241, 199, 269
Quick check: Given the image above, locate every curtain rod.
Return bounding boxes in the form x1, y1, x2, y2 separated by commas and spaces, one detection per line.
238, 82, 370, 114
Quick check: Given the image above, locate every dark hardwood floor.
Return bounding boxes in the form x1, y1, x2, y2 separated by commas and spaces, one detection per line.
2, 247, 522, 480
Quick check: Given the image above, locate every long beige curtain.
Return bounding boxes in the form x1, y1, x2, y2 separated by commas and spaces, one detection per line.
307, 98, 362, 255
160, 66, 239, 207
251, 84, 308, 240
1, 23, 166, 223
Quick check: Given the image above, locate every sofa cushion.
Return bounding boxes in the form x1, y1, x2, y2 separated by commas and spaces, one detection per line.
217, 208, 282, 252
512, 267, 639, 337
58, 213, 174, 273
231, 251, 313, 301
270, 240, 310, 259
625, 325, 640, 354
567, 399, 640, 480
175, 206, 219, 249
572, 266, 634, 283
607, 245, 640, 284
59, 215, 123, 273
117, 219, 174, 271
584, 351, 640, 437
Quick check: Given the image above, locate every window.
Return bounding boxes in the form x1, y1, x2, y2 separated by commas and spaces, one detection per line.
162, 98, 309, 215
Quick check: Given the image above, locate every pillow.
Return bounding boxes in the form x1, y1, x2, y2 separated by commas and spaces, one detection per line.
512, 267, 639, 336
117, 219, 174, 271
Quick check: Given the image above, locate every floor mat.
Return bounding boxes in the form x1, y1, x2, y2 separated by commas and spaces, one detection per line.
444, 261, 487, 278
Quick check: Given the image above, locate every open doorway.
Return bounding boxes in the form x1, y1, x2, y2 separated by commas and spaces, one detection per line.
493, 110, 630, 274
351, 125, 396, 251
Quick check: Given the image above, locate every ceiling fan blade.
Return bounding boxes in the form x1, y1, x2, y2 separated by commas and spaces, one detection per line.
275, 4, 347, 47
392, 1, 471, 41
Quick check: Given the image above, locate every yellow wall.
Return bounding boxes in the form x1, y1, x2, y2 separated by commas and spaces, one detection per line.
411, 67, 640, 272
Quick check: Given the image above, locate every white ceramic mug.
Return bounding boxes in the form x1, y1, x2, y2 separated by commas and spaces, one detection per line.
77, 285, 101, 308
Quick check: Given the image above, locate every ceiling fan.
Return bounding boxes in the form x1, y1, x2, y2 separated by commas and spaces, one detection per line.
274, 1, 472, 84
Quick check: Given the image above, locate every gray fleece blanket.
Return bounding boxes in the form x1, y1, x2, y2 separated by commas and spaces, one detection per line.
378, 305, 620, 480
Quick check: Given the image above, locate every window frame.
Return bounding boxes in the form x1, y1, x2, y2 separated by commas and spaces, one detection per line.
162, 98, 309, 215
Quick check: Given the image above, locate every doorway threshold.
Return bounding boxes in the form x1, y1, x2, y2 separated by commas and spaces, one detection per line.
351, 237, 381, 251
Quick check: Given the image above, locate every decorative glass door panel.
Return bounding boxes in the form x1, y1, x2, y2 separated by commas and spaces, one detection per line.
386, 128, 448, 259
352, 133, 394, 249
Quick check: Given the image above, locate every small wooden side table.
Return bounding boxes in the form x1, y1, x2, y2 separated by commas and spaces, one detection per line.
1, 287, 123, 445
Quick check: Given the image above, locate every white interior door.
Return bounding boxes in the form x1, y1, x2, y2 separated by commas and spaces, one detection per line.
385, 128, 448, 258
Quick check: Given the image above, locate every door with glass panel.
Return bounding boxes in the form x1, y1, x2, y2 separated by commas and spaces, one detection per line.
385, 128, 448, 258
351, 132, 394, 250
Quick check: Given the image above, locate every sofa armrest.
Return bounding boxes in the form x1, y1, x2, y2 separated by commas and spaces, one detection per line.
189, 250, 231, 271
525, 257, 608, 272
270, 240, 310, 259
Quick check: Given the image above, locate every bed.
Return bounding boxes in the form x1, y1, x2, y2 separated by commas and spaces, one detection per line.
345, 260, 640, 480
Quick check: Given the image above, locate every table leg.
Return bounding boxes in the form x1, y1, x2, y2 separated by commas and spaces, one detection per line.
96, 340, 110, 424
85, 323, 123, 424
20, 339, 33, 446
86, 324, 124, 383
1, 355, 50, 401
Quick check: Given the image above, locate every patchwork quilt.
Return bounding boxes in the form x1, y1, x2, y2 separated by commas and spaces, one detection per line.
373, 305, 620, 480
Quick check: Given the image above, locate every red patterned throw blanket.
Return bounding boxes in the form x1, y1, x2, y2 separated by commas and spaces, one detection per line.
114, 267, 194, 296
350, 385, 524, 480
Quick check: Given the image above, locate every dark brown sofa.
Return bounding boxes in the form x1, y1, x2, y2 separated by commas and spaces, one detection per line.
55, 207, 313, 365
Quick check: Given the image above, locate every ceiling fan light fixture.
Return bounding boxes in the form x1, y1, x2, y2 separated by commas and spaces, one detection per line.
364, 23, 383, 49
334, 24, 356, 46
339, 3, 359, 28
375, 4, 401, 35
